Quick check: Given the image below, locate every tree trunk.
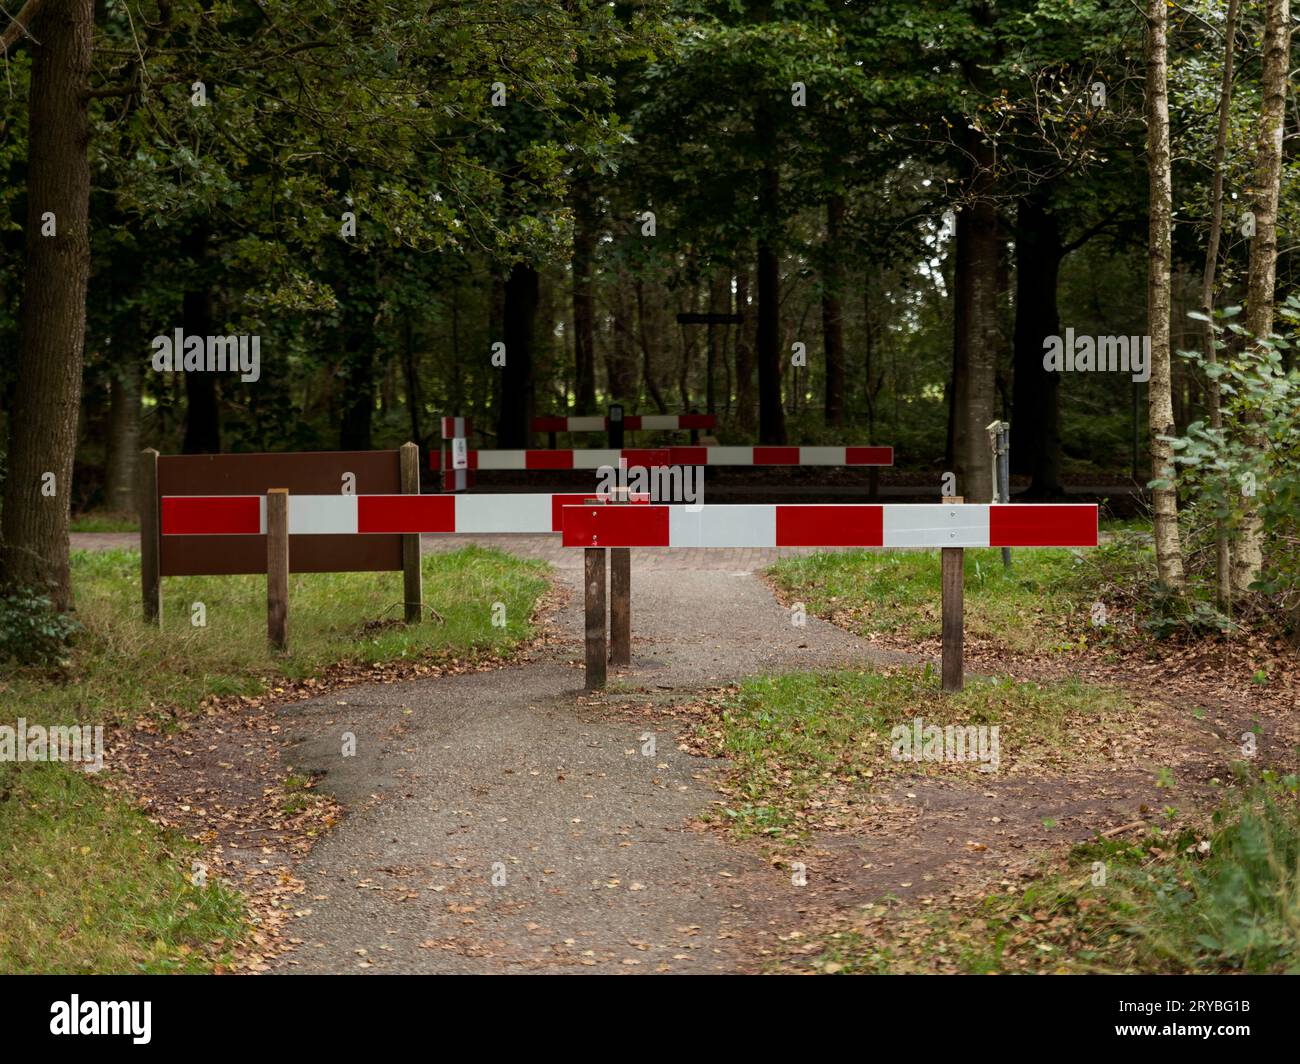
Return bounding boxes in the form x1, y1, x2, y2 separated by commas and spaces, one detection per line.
951, 142, 1001, 503
1145, 0, 1187, 591
822, 194, 846, 427
756, 224, 785, 443
706, 271, 728, 415
755, 103, 785, 444
104, 331, 141, 512
1234, 0, 1289, 596
0, 0, 93, 610
1202, 0, 1239, 609
338, 297, 376, 451
181, 240, 220, 453
1010, 192, 1064, 497
497, 262, 538, 447
734, 266, 756, 433
608, 268, 639, 405
634, 277, 669, 413
571, 180, 597, 415
401, 311, 422, 445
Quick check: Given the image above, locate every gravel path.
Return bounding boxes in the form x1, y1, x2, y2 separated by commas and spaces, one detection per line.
269, 554, 907, 973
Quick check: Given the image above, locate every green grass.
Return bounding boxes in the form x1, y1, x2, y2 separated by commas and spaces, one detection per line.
0, 545, 550, 973
802, 774, 1300, 974
768, 546, 1107, 655
706, 666, 1136, 840
70, 511, 139, 533
11, 545, 548, 726
0, 763, 246, 974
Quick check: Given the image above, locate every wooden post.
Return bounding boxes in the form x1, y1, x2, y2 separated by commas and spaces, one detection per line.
941, 494, 964, 693
584, 546, 607, 690
267, 488, 289, 650
138, 448, 161, 625
399, 442, 423, 623
610, 547, 631, 665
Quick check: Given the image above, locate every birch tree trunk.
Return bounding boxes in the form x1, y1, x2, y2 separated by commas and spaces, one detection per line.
1234, 0, 1290, 596
1145, 0, 1187, 591
1201, 0, 1239, 609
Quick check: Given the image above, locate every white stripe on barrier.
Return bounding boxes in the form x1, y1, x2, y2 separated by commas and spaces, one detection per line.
454, 493, 553, 533
637, 415, 693, 430
797, 446, 847, 465
564, 416, 607, 432
882, 503, 989, 548
669, 504, 775, 548
288, 494, 356, 535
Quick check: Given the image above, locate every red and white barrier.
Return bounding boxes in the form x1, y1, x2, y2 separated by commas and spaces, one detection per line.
163, 495, 1094, 548
431, 445, 894, 471
560, 503, 1098, 549
532, 414, 716, 432
161, 493, 647, 537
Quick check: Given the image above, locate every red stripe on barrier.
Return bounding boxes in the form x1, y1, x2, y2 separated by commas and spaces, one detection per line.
989, 504, 1097, 547
550, 494, 594, 532
525, 450, 574, 470
668, 446, 708, 464
550, 493, 651, 531
561, 504, 669, 547
622, 416, 643, 430
357, 495, 455, 534
846, 446, 893, 466
621, 448, 671, 467
754, 446, 800, 465
162, 496, 261, 535
776, 505, 883, 547
532, 416, 568, 432
678, 414, 715, 429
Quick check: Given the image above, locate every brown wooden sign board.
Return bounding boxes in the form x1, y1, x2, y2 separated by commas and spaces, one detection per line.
156, 450, 404, 576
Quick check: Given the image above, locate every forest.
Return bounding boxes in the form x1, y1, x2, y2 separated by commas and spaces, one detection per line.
1, 0, 1299, 991
2, 0, 1298, 619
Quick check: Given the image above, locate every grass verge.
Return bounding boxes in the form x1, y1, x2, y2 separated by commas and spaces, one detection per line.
0, 545, 550, 973
766, 545, 1104, 656
800, 773, 1300, 974
70, 511, 139, 533
698, 666, 1136, 841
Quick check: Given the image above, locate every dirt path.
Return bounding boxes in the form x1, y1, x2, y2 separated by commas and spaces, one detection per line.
267, 557, 907, 973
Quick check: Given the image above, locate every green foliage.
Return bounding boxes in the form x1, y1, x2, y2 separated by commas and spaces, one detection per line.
0, 588, 81, 667
1167, 306, 1300, 602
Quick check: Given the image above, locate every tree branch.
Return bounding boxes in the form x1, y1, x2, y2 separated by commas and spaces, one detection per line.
1, 0, 45, 53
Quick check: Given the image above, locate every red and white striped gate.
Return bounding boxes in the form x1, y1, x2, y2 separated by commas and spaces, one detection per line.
431, 445, 894, 472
